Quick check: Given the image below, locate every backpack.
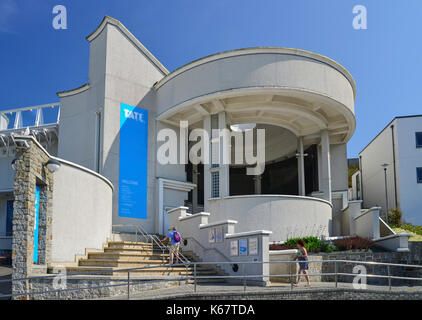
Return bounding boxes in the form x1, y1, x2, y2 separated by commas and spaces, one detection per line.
173, 231, 181, 243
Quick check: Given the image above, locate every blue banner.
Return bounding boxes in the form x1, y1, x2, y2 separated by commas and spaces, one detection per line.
119, 103, 149, 219
33, 185, 40, 263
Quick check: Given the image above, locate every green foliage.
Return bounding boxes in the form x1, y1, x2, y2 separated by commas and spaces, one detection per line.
348, 165, 359, 188
398, 223, 422, 236
283, 236, 335, 253
388, 208, 402, 227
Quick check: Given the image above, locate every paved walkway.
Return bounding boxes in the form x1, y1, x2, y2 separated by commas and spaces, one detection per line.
100, 281, 422, 300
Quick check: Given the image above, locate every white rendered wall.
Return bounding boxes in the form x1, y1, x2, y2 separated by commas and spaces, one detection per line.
360, 120, 398, 214
155, 50, 355, 118
330, 144, 348, 192
396, 117, 422, 224
51, 161, 113, 263
100, 23, 167, 233
207, 195, 332, 242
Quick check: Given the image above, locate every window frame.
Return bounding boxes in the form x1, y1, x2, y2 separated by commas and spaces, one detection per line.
415, 132, 422, 148
417, 167, 422, 184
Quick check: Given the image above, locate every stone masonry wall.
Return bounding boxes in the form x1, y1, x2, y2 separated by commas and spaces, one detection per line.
12, 138, 54, 298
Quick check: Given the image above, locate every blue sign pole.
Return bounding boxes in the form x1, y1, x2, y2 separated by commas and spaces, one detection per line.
33, 185, 40, 263
118, 103, 149, 219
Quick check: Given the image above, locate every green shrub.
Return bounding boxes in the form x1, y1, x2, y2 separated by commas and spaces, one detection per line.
388, 208, 402, 227
282, 236, 335, 253
333, 236, 374, 251
399, 223, 422, 236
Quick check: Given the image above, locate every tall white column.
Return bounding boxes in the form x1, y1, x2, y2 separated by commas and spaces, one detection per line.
320, 130, 332, 202
192, 164, 198, 213
218, 112, 230, 198
203, 115, 211, 212
297, 136, 306, 196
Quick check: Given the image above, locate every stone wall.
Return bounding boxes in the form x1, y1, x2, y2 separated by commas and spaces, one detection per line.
11, 138, 54, 297
172, 288, 422, 300
319, 246, 422, 286
19, 277, 185, 300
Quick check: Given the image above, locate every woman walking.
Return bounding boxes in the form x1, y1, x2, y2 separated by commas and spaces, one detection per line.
293, 239, 311, 287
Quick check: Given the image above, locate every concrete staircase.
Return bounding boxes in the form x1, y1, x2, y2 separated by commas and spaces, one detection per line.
49, 241, 226, 281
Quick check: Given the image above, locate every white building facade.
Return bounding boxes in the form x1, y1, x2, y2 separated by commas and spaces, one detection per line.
356, 115, 422, 225
4, 16, 400, 264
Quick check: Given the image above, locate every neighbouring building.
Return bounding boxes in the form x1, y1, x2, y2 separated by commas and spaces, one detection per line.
353, 115, 422, 225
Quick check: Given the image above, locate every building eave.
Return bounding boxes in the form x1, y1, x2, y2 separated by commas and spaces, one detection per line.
57, 83, 90, 98
86, 16, 169, 76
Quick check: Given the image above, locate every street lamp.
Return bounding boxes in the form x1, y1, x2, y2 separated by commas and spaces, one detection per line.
44, 159, 61, 173
381, 163, 389, 223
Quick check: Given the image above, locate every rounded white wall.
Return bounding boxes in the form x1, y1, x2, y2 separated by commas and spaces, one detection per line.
155, 48, 355, 117
207, 195, 332, 242
51, 160, 113, 262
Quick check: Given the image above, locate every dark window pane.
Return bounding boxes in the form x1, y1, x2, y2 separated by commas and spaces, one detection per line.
417, 168, 422, 183
416, 132, 422, 148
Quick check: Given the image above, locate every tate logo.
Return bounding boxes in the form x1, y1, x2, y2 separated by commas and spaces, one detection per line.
124, 109, 145, 123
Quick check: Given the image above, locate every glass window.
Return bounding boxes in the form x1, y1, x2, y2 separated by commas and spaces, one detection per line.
211, 172, 220, 198
416, 132, 422, 148
417, 168, 422, 184
6, 200, 13, 237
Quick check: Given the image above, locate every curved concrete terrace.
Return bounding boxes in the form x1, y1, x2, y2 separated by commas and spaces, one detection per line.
207, 195, 333, 242
156, 47, 356, 144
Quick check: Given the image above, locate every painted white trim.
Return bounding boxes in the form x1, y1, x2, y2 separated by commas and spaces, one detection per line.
373, 233, 411, 242
160, 178, 196, 192
354, 207, 381, 221
225, 230, 272, 239
269, 249, 298, 255
179, 212, 210, 222
219, 194, 333, 207
57, 84, 90, 98
166, 206, 189, 214
199, 220, 238, 229
86, 16, 168, 75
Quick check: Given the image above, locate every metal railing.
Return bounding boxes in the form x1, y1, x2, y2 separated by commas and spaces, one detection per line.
0, 259, 421, 300
0, 103, 60, 131
112, 224, 190, 264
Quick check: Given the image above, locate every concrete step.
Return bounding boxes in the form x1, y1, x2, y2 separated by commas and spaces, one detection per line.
79, 259, 170, 267
103, 247, 164, 254
106, 241, 153, 249
87, 252, 169, 261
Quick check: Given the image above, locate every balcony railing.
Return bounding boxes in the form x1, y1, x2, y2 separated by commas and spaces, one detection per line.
0, 103, 60, 132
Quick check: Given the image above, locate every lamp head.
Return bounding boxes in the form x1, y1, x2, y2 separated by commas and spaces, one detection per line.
45, 159, 61, 173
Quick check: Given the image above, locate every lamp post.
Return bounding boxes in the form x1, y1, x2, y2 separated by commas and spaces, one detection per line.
381, 163, 389, 223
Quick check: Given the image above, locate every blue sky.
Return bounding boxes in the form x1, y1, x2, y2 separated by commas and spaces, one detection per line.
0, 0, 421, 158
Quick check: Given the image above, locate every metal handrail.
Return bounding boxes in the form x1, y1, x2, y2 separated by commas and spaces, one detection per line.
184, 236, 232, 262
1, 259, 422, 299
112, 224, 190, 264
